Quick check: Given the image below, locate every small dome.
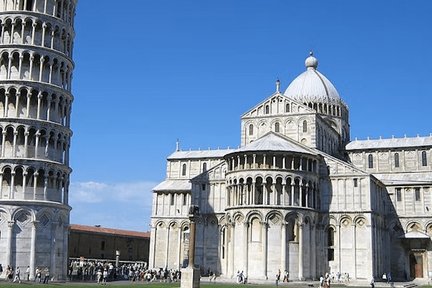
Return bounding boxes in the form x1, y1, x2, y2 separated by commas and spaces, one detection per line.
284, 53, 341, 103
305, 51, 318, 69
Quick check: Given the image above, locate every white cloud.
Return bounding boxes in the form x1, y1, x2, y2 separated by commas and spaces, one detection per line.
69, 180, 158, 231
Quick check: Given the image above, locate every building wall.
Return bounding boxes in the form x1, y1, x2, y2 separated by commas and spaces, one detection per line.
68, 230, 149, 263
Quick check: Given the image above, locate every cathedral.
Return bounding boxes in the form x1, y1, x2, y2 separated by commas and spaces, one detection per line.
149, 53, 432, 281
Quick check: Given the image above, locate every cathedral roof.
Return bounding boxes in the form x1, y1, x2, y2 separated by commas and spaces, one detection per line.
373, 172, 432, 186
284, 52, 341, 104
168, 148, 235, 160
233, 132, 316, 155
346, 135, 432, 150
153, 179, 191, 191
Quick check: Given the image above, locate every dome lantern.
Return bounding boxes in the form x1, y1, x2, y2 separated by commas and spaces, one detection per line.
305, 51, 318, 70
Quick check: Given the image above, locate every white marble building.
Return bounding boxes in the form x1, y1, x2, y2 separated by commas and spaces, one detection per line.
150, 53, 432, 281
0, 0, 76, 280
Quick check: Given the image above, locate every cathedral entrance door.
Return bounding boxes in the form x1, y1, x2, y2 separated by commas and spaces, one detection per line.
409, 251, 424, 278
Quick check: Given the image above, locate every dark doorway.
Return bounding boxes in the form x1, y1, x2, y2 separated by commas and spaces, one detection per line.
409, 252, 423, 278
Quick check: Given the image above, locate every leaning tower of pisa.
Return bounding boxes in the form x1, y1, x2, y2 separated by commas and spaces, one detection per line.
0, 0, 76, 280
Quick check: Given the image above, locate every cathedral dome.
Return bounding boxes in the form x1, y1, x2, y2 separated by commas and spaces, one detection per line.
284, 52, 341, 104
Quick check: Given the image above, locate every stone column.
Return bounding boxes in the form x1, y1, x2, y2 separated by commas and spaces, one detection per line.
50, 221, 58, 280
281, 221, 287, 272
282, 184, 286, 206
1, 131, 6, 157
6, 221, 14, 267
251, 181, 255, 205
30, 220, 38, 280
353, 223, 357, 279
181, 205, 200, 288
337, 224, 341, 274
36, 92, 42, 119
261, 221, 268, 279
33, 172, 38, 199
22, 172, 27, 195
311, 223, 316, 279
229, 223, 235, 277
4, 92, 9, 117
18, 55, 23, 81
62, 224, 69, 281
298, 223, 304, 280
27, 53, 34, 80
291, 182, 294, 206
12, 130, 17, 157
165, 224, 170, 268
10, 21, 15, 44
41, 23, 47, 47
0, 24, 5, 43
243, 222, 249, 277
10, 171, 15, 199
148, 224, 156, 269
0, 172, 3, 198
177, 226, 182, 269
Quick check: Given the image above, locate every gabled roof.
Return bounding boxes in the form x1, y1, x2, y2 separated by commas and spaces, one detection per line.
229, 132, 316, 155
241, 93, 314, 118
153, 179, 191, 191
346, 135, 432, 150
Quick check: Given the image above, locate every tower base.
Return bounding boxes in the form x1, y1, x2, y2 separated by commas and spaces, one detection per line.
181, 266, 200, 288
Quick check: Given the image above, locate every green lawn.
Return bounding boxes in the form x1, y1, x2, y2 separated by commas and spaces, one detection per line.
0, 282, 403, 288
2, 282, 432, 288
0, 282, 306, 288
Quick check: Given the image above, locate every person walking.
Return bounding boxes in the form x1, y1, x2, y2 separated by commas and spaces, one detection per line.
276, 269, 281, 286
43, 268, 50, 284
13, 266, 21, 283
26, 266, 30, 281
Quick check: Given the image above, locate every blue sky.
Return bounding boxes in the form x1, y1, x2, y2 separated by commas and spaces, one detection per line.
69, 1, 432, 231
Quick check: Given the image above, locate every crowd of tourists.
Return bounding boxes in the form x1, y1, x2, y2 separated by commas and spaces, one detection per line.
68, 260, 182, 283
0, 264, 51, 284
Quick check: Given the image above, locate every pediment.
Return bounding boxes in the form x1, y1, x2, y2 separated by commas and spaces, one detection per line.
241, 93, 314, 119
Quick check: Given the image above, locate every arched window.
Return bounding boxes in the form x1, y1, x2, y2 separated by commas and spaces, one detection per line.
182, 163, 187, 176
248, 124, 254, 135
274, 122, 280, 133
368, 154, 374, 168
328, 227, 334, 246
265, 105, 269, 114
285, 103, 290, 112
394, 153, 400, 168
328, 227, 335, 261
221, 227, 226, 259
202, 162, 207, 172
422, 151, 428, 166
302, 120, 307, 132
